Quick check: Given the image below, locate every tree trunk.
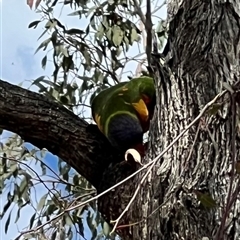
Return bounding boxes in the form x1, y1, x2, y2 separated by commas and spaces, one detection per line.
98, 0, 240, 239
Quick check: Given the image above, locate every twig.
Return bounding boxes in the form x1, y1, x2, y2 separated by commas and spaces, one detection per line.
145, 0, 153, 66
152, 0, 166, 14
115, 184, 176, 230
132, 0, 146, 24
215, 91, 237, 240
4, 156, 64, 208
185, 121, 201, 164
132, 0, 152, 66
110, 90, 227, 233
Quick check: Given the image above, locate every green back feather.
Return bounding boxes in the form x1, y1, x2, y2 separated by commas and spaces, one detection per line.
91, 76, 155, 137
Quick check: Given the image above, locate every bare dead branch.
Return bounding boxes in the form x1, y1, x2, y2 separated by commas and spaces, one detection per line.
145, 0, 153, 66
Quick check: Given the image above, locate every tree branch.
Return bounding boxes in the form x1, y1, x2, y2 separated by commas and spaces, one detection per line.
132, 0, 152, 66
145, 0, 153, 66
0, 79, 119, 189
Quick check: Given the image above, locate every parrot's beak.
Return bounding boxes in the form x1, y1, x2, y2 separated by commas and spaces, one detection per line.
132, 143, 145, 157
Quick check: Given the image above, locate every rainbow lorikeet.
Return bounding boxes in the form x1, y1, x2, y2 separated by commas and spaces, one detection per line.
91, 76, 156, 155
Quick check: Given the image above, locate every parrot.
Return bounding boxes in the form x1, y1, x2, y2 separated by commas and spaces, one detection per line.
91, 76, 156, 156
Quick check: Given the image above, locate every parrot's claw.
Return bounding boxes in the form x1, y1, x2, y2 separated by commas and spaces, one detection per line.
124, 149, 143, 166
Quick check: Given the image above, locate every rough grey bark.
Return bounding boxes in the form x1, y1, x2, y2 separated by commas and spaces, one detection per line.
98, 1, 240, 240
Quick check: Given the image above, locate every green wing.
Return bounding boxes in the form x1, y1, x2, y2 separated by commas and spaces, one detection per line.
91, 76, 155, 150
123, 76, 155, 128
91, 82, 127, 132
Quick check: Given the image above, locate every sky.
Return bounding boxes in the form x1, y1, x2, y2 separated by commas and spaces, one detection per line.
0, 0, 167, 239
0, 1, 49, 85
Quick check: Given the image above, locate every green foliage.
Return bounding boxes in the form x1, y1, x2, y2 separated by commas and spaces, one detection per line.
0, 133, 116, 239
27, 0, 167, 118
